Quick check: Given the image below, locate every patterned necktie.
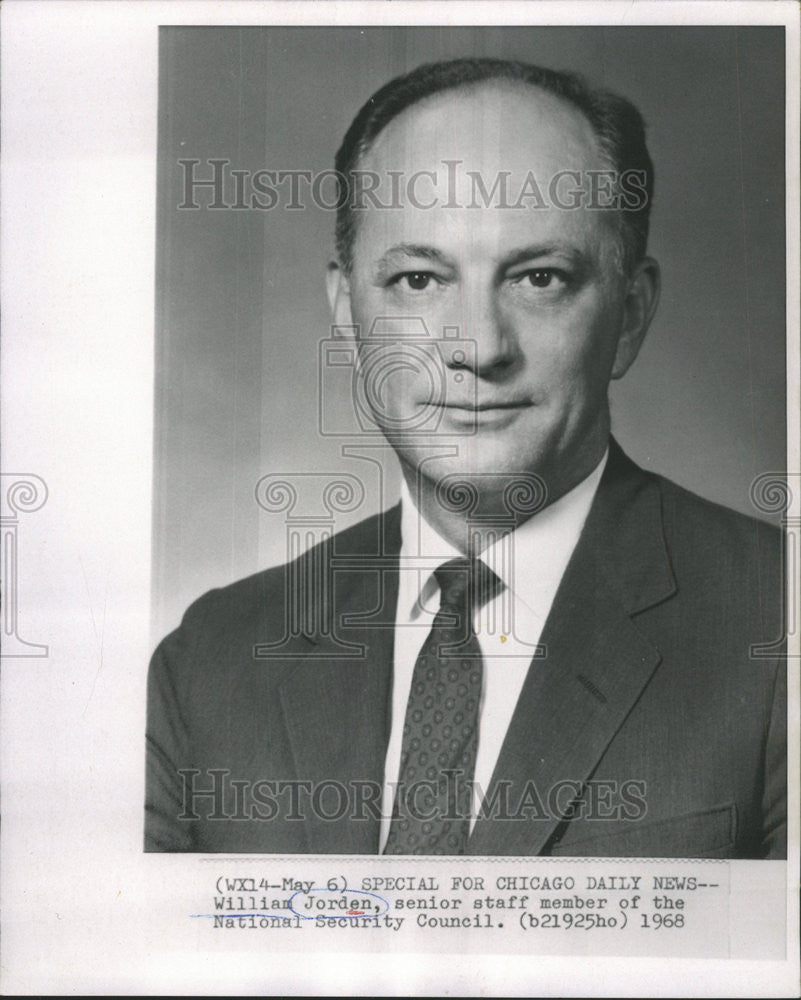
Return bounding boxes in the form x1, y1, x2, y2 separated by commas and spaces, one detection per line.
384, 557, 503, 855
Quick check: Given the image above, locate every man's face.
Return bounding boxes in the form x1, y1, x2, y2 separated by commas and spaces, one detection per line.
329, 82, 656, 502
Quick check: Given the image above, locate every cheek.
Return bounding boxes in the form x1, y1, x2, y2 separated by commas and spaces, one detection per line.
520, 296, 622, 391
348, 284, 381, 338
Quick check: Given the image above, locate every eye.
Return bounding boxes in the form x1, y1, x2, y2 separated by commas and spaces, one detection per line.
516, 268, 567, 289
392, 271, 439, 292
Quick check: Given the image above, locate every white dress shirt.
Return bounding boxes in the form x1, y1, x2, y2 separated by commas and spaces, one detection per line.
379, 450, 608, 852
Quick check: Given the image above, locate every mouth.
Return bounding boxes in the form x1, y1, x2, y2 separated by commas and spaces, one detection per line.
430, 399, 533, 428
441, 401, 532, 412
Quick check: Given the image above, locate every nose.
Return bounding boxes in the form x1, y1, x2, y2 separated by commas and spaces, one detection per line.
450, 288, 517, 378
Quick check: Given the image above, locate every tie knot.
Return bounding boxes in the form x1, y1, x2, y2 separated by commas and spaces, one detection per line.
433, 557, 503, 612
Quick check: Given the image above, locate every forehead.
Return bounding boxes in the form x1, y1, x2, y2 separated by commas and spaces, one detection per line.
352, 82, 614, 263
363, 81, 605, 184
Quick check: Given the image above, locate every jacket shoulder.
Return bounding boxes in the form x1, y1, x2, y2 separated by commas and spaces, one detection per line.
171, 505, 398, 642
652, 472, 784, 624
655, 473, 782, 558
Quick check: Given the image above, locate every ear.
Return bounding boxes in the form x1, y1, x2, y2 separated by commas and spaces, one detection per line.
326, 260, 354, 329
611, 256, 661, 379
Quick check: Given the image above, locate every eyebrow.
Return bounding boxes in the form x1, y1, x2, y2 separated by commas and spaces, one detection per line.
373, 242, 593, 279
499, 244, 592, 271
374, 244, 453, 278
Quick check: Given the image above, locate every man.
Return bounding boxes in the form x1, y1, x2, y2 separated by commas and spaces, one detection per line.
146, 58, 786, 857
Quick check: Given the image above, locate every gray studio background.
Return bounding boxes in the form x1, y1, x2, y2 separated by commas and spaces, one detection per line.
153, 26, 786, 640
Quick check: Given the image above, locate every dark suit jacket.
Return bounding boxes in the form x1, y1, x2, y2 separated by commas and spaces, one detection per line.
145, 441, 786, 857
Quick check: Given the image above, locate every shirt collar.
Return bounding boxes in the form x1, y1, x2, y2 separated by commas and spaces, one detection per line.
398, 448, 608, 620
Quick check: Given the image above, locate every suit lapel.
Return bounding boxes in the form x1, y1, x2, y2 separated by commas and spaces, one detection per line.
276, 508, 400, 853
469, 441, 677, 856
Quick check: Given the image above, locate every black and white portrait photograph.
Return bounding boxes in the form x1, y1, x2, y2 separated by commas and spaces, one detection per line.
148, 26, 787, 859
1, 1, 798, 996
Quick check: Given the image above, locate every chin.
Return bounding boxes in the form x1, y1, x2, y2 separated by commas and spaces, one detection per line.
400, 437, 552, 508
